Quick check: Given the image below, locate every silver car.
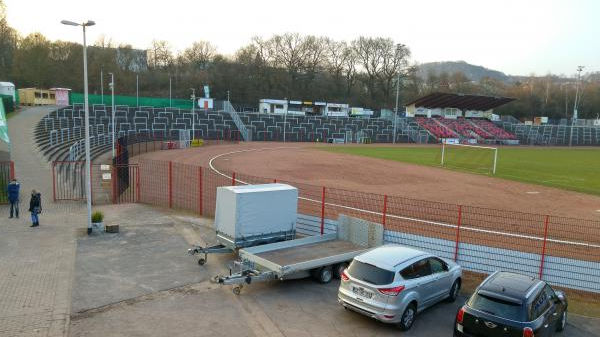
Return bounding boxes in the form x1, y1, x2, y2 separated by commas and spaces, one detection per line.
338, 245, 462, 330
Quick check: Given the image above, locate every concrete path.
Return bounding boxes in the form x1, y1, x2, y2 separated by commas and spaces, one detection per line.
0, 106, 84, 337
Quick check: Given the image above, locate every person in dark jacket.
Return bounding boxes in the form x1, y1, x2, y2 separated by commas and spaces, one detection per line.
7, 178, 20, 218
28, 189, 42, 227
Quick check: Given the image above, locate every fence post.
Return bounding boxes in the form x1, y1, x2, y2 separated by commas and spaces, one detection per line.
135, 166, 140, 203
52, 162, 56, 202
232, 172, 236, 186
320, 186, 326, 235
9, 161, 14, 180
112, 165, 117, 204
454, 205, 463, 262
539, 215, 550, 279
273, 178, 277, 183
198, 166, 203, 216
382, 195, 388, 226
168, 161, 173, 208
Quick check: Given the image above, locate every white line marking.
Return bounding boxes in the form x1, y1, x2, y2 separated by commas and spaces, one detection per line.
208, 148, 600, 250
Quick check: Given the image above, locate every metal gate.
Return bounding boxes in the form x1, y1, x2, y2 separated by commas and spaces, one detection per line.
112, 164, 139, 204
52, 161, 86, 201
0, 161, 15, 204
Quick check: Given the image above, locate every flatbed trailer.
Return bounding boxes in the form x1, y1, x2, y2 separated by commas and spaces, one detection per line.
215, 232, 370, 294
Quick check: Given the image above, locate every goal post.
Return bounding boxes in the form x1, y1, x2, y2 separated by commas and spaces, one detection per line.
440, 143, 498, 174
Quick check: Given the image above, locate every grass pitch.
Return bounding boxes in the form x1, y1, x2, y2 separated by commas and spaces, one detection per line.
320, 146, 600, 196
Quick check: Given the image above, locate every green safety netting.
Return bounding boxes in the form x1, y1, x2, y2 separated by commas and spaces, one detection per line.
0, 95, 15, 113
69, 92, 194, 109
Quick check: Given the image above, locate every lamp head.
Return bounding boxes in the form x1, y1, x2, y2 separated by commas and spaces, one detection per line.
61, 20, 79, 26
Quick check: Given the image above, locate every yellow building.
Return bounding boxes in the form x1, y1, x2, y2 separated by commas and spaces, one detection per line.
18, 88, 57, 106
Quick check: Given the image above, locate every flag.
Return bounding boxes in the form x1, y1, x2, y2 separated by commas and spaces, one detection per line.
0, 102, 10, 144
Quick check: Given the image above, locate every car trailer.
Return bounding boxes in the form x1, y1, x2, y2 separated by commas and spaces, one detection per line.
188, 230, 296, 265
214, 219, 382, 295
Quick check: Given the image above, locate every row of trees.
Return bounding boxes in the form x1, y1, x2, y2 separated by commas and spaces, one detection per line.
0, 0, 598, 119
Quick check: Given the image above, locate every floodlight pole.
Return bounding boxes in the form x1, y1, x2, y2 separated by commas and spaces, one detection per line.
569, 65, 584, 147
61, 19, 95, 233
100, 67, 104, 104
393, 44, 404, 144
169, 77, 172, 107
109, 73, 115, 158
136, 75, 139, 107
191, 88, 196, 140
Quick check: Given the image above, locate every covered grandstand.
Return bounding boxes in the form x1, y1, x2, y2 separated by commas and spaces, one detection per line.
406, 92, 519, 144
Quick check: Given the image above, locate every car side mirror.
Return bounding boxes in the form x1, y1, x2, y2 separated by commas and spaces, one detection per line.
555, 291, 566, 303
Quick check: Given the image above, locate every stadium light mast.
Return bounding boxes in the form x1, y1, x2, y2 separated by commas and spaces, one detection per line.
109, 72, 115, 158
393, 43, 405, 144
61, 19, 95, 234
191, 88, 196, 140
569, 65, 585, 147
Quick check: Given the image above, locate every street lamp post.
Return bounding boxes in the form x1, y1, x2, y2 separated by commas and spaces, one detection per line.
61, 19, 95, 233
191, 88, 196, 140
569, 65, 585, 147
109, 73, 115, 158
136, 75, 139, 107
100, 67, 104, 105
393, 44, 404, 144
169, 77, 172, 107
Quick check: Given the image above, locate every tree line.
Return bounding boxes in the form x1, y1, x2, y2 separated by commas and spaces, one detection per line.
0, 1, 598, 120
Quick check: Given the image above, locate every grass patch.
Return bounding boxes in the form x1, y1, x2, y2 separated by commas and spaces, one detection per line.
319, 145, 600, 196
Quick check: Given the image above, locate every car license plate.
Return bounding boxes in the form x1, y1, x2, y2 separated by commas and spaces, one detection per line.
352, 286, 373, 299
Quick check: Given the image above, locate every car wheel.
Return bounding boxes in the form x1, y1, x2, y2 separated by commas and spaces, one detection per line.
334, 262, 348, 279
447, 279, 461, 302
556, 310, 567, 332
314, 266, 333, 284
398, 303, 417, 331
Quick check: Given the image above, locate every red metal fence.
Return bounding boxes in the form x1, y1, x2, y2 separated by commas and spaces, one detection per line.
0, 161, 15, 204
137, 157, 600, 296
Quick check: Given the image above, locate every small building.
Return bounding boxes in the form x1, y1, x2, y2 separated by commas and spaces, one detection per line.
258, 99, 350, 116
49, 88, 71, 106
0, 82, 16, 104
259, 99, 287, 114
18, 88, 56, 106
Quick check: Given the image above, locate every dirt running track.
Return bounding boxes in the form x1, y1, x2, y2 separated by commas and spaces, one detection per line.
136, 142, 600, 220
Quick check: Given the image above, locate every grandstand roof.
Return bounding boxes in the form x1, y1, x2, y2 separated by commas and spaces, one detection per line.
405, 92, 515, 111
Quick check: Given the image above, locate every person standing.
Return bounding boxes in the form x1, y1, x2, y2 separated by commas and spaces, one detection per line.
28, 189, 41, 227
7, 178, 20, 218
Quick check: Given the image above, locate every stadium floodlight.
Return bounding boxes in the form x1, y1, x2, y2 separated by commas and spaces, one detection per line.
441, 142, 498, 175
109, 73, 115, 158
191, 88, 196, 140
393, 44, 405, 144
61, 18, 95, 233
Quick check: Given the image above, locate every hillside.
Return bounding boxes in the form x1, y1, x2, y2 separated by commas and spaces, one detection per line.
417, 61, 511, 82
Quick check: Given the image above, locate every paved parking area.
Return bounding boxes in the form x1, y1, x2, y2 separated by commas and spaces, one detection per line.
69, 204, 600, 337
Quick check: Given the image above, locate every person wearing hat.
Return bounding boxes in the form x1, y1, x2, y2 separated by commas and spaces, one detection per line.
7, 178, 20, 219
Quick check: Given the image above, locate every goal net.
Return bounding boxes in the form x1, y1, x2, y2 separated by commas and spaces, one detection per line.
440, 143, 498, 174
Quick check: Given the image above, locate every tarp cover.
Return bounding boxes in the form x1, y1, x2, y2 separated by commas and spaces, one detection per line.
215, 184, 298, 239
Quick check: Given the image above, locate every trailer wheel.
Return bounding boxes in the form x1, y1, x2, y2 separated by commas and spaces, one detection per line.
314, 266, 333, 284
198, 258, 206, 266
334, 263, 349, 279
232, 286, 242, 295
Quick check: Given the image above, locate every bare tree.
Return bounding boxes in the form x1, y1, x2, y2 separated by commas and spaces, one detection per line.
379, 41, 411, 105
147, 40, 173, 69
182, 41, 217, 69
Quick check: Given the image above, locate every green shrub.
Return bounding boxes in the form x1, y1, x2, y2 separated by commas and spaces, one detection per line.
91, 211, 104, 223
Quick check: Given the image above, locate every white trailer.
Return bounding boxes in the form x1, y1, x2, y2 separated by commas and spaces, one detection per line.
214, 218, 383, 295
189, 184, 298, 265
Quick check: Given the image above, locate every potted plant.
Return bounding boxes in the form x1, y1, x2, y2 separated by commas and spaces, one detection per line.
90, 210, 104, 234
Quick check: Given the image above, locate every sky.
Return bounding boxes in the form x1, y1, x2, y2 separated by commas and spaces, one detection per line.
4, 0, 599, 76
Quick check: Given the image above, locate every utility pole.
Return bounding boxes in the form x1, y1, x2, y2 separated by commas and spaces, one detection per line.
393, 43, 404, 144
191, 88, 196, 140
109, 73, 115, 158
100, 67, 104, 104
569, 66, 584, 147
